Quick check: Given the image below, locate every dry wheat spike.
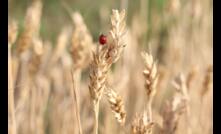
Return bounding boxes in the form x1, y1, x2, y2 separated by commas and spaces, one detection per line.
88, 9, 127, 134
106, 87, 126, 125
89, 9, 127, 112
162, 74, 189, 134
16, 0, 42, 54
89, 50, 112, 106
131, 112, 154, 134
71, 12, 93, 70
141, 51, 158, 124
88, 48, 112, 134
141, 51, 158, 103
102, 9, 127, 63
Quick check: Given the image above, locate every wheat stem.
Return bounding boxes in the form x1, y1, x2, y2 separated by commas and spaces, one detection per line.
93, 102, 100, 134
8, 44, 17, 134
71, 69, 83, 134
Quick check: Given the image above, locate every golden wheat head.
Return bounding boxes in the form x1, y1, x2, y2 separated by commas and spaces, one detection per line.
106, 88, 126, 125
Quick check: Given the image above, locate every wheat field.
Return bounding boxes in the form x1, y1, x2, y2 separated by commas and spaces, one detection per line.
8, 0, 213, 134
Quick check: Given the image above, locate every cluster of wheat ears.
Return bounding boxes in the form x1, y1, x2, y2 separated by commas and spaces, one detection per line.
8, 0, 212, 134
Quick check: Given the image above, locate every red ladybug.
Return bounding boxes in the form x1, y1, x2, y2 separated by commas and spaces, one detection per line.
99, 34, 107, 45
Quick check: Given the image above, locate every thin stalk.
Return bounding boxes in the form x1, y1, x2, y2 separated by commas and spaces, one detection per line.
71, 69, 83, 134
93, 102, 99, 134
145, 97, 153, 122
8, 44, 17, 134
147, 101, 152, 122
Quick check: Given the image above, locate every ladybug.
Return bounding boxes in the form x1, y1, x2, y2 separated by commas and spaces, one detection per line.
99, 34, 107, 45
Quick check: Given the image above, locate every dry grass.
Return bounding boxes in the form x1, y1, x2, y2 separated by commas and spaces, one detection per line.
8, 0, 212, 134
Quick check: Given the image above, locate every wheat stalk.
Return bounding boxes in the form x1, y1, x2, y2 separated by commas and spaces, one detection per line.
88, 9, 127, 134
8, 20, 18, 134
70, 11, 94, 91
88, 48, 111, 134
70, 69, 83, 134
130, 51, 158, 134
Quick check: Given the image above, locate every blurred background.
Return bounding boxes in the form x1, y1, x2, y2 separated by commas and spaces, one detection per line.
9, 0, 212, 46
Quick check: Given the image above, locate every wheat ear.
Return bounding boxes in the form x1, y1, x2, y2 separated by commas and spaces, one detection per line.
102, 9, 127, 63
105, 87, 126, 126
141, 51, 158, 122
14, 0, 42, 103
70, 12, 93, 71
88, 9, 127, 134
89, 48, 111, 134
162, 74, 189, 134
131, 51, 158, 134
70, 12, 93, 91
131, 112, 154, 134
16, 0, 42, 54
